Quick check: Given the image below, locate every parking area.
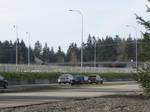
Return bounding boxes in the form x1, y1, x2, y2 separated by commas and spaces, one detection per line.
0, 81, 141, 108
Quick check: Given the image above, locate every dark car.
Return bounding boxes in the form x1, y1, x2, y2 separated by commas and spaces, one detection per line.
71, 75, 85, 85
88, 75, 103, 84
0, 76, 8, 89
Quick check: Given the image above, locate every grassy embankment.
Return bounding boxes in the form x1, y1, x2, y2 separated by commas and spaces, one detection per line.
0, 72, 134, 81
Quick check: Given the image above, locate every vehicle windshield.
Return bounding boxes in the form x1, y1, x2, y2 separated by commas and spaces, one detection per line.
0, 76, 4, 80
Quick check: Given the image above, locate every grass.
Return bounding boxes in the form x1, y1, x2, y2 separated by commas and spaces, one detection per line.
0, 72, 134, 81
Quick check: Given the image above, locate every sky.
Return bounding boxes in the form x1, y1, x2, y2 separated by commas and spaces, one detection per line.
0, 0, 148, 52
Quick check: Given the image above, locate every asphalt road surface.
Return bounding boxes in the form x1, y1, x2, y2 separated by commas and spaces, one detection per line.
0, 82, 141, 108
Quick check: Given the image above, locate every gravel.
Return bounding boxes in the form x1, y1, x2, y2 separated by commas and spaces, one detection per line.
0, 95, 150, 112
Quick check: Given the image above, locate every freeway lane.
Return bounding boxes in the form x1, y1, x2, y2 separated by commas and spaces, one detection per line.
0, 82, 141, 108
0, 81, 136, 93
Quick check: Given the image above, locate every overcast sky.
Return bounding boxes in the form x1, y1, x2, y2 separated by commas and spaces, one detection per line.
0, 0, 148, 52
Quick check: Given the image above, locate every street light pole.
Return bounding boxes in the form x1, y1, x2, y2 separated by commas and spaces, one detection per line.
126, 25, 138, 68
94, 39, 97, 68
13, 25, 18, 66
26, 32, 30, 66
69, 9, 83, 70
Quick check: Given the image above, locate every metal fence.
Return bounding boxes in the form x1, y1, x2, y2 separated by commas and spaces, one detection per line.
0, 64, 136, 73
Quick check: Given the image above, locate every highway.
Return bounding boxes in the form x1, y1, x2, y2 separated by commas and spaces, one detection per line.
0, 82, 141, 108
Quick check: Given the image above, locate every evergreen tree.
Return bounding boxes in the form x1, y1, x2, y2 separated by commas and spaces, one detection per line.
125, 35, 136, 61
42, 43, 50, 63
48, 47, 56, 62
101, 36, 117, 61
96, 38, 102, 61
66, 43, 79, 64
1, 41, 11, 63
84, 34, 94, 62
140, 32, 150, 61
56, 46, 65, 63
18, 40, 28, 64
135, 0, 150, 92
114, 35, 126, 61
34, 41, 42, 59
135, 3, 150, 61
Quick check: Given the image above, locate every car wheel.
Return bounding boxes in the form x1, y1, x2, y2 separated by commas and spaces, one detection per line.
100, 81, 103, 84
71, 83, 74, 86
3, 83, 8, 89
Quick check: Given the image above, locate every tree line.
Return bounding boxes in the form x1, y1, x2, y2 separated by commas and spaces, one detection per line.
0, 34, 144, 64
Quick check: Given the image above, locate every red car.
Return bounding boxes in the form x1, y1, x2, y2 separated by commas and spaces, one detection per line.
88, 75, 103, 84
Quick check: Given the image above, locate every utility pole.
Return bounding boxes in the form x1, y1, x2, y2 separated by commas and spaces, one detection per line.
26, 32, 31, 66
69, 9, 84, 70
13, 25, 18, 66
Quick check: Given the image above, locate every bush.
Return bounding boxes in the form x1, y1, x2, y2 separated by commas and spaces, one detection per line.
135, 64, 150, 93
0, 72, 133, 81
0, 72, 61, 81
70, 72, 133, 81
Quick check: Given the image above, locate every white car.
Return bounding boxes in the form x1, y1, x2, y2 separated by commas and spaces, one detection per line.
58, 74, 74, 84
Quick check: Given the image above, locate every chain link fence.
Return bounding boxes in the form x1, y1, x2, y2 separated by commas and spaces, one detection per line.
0, 64, 137, 73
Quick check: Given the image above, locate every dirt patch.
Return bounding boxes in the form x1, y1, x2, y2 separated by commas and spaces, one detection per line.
0, 95, 149, 112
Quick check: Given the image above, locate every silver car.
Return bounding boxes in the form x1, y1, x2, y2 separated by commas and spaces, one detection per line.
58, 74, 74, 84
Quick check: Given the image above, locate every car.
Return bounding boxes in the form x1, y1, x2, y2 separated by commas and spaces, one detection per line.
0, 76, 8, 89
57, 74, 74, 84
71, 75, 88, 85
83, 76, 89, 84
88, 75, 103, 84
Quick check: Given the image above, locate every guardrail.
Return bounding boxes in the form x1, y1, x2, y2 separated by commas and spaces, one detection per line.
0, 64, 136, 73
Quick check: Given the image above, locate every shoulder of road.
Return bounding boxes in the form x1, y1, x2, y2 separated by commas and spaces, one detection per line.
0, 81, 137, 93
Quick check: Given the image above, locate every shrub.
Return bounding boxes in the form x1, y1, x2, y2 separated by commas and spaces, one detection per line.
0, 72, 133, 81
0, 72, 61, 81
135, 64, 150, 92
